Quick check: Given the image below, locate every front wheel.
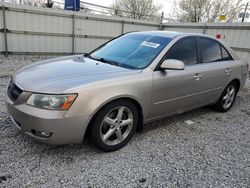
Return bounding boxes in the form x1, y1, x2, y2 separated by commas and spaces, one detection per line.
90, 100, 138, 152
213, 82, 238, 112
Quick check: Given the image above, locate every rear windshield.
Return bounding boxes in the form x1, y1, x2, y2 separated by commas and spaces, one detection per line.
90, 33, 172, 69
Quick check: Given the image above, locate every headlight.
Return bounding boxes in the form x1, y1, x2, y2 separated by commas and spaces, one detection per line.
26, 94, 77, 110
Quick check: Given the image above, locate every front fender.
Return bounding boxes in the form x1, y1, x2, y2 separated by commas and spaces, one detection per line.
64, 70, 153, 121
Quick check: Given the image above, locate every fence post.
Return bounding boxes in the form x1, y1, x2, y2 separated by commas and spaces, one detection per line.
121, 20, 124, 34
203, 24, 207, 34
72, 13, 75, 54
2, 5, 8, 56
159, 12, 164, 30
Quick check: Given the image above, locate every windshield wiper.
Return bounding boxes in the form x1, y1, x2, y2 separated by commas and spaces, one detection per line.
98, 58, 119, 66
84, 53, 119, 67
83, 53, 90, 57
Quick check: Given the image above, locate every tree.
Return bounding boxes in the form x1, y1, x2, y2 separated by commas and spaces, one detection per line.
172, 0, 243, 22
21, 0, 53, 8
109, 0, 161, 21
45, 0, 53, 8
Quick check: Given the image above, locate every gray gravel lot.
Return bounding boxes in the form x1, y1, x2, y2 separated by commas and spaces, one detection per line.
0, 55, 250, 187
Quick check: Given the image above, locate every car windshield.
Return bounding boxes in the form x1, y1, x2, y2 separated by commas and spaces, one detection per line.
89, 33, 172, 69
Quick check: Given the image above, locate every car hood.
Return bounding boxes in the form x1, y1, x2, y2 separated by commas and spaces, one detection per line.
13, 55, 142, 93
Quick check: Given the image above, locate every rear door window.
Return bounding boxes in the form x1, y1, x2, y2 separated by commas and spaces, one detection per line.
199, 38, 222, 63
199, 38, 233, 63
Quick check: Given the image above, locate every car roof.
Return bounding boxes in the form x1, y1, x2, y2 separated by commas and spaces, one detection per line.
131, 31, 181, 38
130, 30, 210, 39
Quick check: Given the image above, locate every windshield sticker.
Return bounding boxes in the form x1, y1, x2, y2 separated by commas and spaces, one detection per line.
140, 41, 160, 48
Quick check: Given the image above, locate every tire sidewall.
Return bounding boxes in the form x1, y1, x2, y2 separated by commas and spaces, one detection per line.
91, 100, 139, 152
217, 82, 237, 112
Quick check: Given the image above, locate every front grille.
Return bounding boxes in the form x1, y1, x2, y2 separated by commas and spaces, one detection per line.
7, 79, 23, 102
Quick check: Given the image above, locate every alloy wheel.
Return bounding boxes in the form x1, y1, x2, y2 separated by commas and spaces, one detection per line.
100, 106, 134, 146
222, 85, 236, 109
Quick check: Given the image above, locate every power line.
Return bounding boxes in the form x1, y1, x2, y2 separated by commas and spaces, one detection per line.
80, 1, 111, 10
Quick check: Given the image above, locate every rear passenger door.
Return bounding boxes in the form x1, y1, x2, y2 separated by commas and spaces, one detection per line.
197, 37, 234, 102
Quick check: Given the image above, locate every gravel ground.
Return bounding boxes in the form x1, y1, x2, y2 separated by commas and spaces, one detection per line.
0, 55, 250, 187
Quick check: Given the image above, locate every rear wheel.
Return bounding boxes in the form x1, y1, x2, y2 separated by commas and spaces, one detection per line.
213, 82, 237, 112
90, 100, 138, 152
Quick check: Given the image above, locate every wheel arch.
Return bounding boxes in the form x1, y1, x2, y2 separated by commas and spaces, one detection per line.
229, 79, 241, 93
214, 78, 241, 106
85, 96, 144, 138
213, 78, 240, 112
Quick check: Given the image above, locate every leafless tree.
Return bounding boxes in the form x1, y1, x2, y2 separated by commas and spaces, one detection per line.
45, 0, 53, 8
21, 0, 53, 7
171, 0, 244, 22
109, 0, 161, 21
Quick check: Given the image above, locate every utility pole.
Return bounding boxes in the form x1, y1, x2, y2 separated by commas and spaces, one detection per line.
242, 2, 249, 22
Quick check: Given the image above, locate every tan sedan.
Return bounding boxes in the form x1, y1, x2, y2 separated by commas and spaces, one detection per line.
5, 31, 249, 151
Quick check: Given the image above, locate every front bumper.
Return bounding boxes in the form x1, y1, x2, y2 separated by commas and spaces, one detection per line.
5, 92, 90, 144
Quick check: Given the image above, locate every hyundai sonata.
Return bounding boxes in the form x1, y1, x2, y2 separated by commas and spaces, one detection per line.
5, 31, 249, 151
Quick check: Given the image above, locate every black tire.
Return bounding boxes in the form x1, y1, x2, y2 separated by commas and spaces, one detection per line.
90, 100, 138, 152
213, 82, 238, 112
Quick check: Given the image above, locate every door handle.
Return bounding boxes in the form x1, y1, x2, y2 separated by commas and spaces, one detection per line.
225, 68, 231, 75
194, 73, 202, 81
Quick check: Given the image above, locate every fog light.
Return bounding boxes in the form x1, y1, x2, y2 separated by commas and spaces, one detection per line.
31, 130, 52, 138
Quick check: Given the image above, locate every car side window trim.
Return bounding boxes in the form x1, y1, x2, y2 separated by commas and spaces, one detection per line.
154, 36, 199, 71
196, 36, 202, 65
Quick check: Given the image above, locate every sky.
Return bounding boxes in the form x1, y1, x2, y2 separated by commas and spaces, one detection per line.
80, 0, 250, 22
81, 0, 175, 14
54, 0, 250, 17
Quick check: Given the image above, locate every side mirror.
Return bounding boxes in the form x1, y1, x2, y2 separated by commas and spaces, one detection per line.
160, 59, 185, 70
